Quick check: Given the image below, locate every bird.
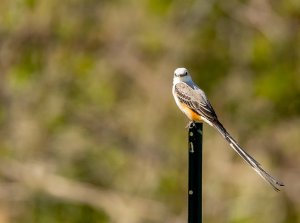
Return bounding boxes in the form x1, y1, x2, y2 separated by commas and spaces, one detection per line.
172, 67, 284, 191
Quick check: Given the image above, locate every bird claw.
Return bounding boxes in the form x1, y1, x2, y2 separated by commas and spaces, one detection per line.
186, 121, 195, 129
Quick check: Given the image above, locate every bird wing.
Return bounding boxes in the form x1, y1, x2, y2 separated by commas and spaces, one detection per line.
174, 82, 218, 123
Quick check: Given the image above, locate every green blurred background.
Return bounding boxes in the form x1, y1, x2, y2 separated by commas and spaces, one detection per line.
0, 0, 299, 222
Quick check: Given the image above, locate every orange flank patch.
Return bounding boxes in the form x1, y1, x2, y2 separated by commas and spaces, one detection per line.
180, 103, 202, 122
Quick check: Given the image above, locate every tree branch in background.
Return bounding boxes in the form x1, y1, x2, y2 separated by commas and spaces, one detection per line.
0, 160, 174, 223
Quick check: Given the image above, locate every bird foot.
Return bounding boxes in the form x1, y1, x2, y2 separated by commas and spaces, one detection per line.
185, 121, 196, 129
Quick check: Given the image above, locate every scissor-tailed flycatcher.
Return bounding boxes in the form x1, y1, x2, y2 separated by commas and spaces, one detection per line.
172, 67, 284, 191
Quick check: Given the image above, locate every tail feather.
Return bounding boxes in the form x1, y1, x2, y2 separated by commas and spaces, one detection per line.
213, 121, 284, 191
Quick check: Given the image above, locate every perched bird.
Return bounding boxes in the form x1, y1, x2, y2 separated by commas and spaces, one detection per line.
172, 67, 284, 191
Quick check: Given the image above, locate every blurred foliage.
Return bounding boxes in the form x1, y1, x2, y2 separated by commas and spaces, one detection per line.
0, 0, 299, 222
21, 194, 109, 223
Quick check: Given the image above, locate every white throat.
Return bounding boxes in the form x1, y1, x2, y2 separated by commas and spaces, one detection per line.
173, 75, 194, 86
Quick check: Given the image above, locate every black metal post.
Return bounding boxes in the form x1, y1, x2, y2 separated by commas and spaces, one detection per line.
188, 122, 203, 223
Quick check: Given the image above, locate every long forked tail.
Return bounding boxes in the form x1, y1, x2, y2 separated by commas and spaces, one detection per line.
212, 121, 284, 191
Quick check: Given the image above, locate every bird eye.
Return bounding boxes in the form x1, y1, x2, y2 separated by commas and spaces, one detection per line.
185, 71, 188, 75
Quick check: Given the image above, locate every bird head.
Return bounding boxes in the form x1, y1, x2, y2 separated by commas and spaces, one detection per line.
173, 67, 192, 84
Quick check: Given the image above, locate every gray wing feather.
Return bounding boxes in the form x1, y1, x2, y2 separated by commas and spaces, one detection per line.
174, 82, 218, 122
